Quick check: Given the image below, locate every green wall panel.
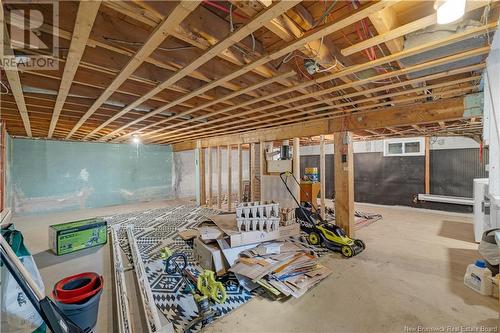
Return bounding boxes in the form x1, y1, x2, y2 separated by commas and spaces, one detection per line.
11, 139, 173, 215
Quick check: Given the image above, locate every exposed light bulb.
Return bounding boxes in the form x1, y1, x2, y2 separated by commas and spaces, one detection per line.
435, 0, 466, 25
132, 135, 140, 144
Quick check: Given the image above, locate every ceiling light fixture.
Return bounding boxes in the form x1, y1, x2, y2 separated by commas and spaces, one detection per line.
132, 135, 141, 144
435, 0, 467, 25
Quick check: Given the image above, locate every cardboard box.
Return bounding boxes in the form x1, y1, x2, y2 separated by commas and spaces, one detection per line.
208, 214, 300, 247
49, 218, 107, 255
193, 237, 227, 276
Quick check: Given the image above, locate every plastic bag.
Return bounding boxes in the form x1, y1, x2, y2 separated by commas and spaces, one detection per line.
1, 225, 46, 333
478, 228, 500, 266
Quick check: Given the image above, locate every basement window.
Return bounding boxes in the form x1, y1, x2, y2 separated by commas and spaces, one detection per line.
383, 138, 425, 157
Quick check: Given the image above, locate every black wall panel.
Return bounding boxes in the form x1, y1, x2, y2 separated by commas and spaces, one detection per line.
299, 148, 485, 213
430, 148, 488, 197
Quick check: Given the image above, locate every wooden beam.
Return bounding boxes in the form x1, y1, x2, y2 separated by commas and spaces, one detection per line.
217, 146, 222, 209
227, 145, 232, 211
293, 138, 300, 202
160, 64, 483, 144
48, 1, 101, 138
237, 143, 243, 204
343, 0, 491, 56
96, 0, 301, 141
200, 144, 206, 206
208, 146, 212, 208
151, 24, 494, 143
320, 134, 326, 219
1, 6, 31, 137
250, 143, 256, 201
172, 95, 473, 151
425, 137, 430, 194
122, 71, 296, 142
102, 0, 399, 141
66, 0, 201, 139
334, 131, 354, 237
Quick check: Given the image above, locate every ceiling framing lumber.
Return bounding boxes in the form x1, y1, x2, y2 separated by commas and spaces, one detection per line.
48, 0, 102, 138
0, 5, 31, 137
142, 21, 496, 143
342, 0, 492, 57
65, 0, 202, 139
156, 74, 480, 144
99, 0, 400, 142
90, 0, 301, 141
116, 71, 297, 142
172, 94, 474, 151
145, 35, 491, 143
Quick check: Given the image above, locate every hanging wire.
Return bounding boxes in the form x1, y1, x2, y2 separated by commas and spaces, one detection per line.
0, 81, 9, 94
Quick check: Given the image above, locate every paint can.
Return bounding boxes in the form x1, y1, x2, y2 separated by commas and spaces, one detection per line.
305, 167, 319, 182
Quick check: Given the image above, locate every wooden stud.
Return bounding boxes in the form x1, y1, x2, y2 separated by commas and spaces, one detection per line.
200, 145, 206, 206
259, 141, 265, 201
208, 146, 213, 208
237, 143, 243, 203
293, 138, 301, 203
425, 137, 430, 195
334, 132, 354, 237
320, 135, 326, 219
227, 145, 232, 211
48, 0, 101, 138
217, 146, 222, 209
250, 143, 256, 202
67, 0, 202, 139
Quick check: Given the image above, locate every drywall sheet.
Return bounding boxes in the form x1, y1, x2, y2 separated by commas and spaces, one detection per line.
11, 138, 173, 215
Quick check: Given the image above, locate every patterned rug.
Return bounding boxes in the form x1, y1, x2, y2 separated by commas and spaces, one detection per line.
105, 205, 255, 333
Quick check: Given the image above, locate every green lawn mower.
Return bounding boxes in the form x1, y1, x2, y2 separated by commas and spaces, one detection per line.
279, 172, 365, 258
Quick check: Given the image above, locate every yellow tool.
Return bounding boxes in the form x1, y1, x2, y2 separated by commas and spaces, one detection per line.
197, 270, 226, 304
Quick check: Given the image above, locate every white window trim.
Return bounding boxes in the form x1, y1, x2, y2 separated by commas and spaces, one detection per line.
383, 137, 425, 157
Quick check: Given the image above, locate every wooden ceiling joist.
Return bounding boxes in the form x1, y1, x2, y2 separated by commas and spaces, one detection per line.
88, 0, 301, 141
1, 6, 31, 136
172, 94, 475, 150
48, 0, 102, 138
145, 42, 489, 143
342, 0, 492, 57
65, 0, 202, 139
139, 21, 496, 143
99, 0, 400, 142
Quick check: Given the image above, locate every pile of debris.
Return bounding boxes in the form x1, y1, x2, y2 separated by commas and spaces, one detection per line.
179, 201, 331, 299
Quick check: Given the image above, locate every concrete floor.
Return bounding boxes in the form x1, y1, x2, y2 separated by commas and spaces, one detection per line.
11, 201, 499, 333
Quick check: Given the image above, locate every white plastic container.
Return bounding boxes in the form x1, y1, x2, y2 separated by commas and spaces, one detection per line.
464, 260, 493, 296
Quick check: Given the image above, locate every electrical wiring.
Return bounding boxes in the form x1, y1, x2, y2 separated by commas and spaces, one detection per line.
0, 81, 9, 94
103, 37, 195, 52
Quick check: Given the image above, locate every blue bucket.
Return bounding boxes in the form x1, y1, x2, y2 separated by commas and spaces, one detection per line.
55, 289, 102, 330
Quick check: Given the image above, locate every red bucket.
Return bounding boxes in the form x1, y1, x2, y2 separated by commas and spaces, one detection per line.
53, 272, 103, 304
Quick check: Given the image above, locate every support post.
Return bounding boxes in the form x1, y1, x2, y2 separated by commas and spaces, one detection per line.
425, 137, 430, 194
334, 132, 354, 237
259, 140, 265, 200
293, 137, 301, 203
320, 135, 326, 218
217, 146, 222, 209
237, 143, 242, 203
227, 145, 232, 211
195, 140, 205, 206
208, 146, 213, 207
250, 143, 256, 201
